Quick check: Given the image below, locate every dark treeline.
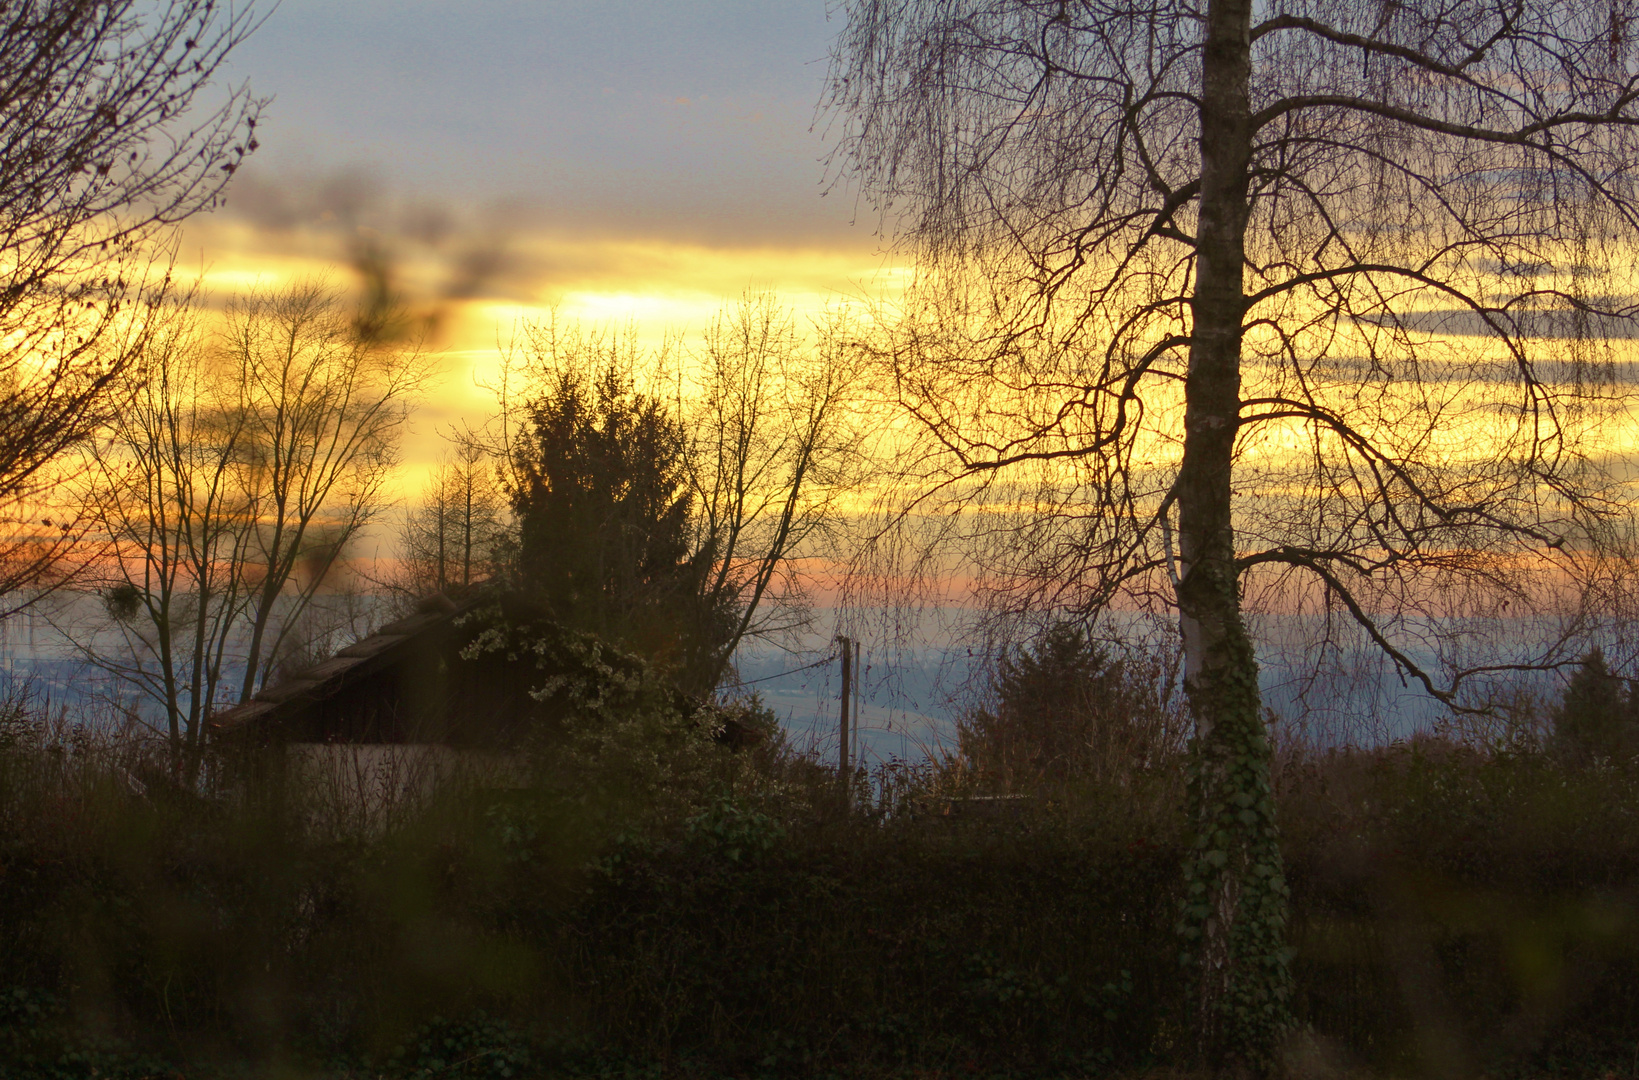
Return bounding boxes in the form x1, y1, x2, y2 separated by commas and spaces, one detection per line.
5, 655, 1639, 1079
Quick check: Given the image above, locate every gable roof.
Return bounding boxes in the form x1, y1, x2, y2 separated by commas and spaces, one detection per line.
210, 591, 484, 740
207, 588, 736, 752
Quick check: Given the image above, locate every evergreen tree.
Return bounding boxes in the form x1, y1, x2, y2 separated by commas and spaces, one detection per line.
959, 623, 1182, 787
1553, 650, 1636, 765
509, 363, 726, 691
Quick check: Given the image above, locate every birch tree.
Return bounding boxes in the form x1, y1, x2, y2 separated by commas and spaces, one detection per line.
828, 0, 1639, 1065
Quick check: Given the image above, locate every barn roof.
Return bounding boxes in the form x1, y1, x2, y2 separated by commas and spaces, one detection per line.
210, 590, 488, 739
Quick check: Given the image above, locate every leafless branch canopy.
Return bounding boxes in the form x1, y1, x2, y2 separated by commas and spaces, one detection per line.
224, 280, 429, 703
0, 0, 261, 606
829, 0, 1639, 712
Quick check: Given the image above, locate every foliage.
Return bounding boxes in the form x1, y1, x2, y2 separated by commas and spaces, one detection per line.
1277, 741, 1639, 1078
827, 0, 1639, 1064
507, 356, 723, 692
1177, 619, 1292, 1069
1552, 650, 1639, 766
960, 622, 1186, 787
682, 792, 787, 864
9, 697, 1639, 1077
0, 987, 177, 1080
455, 601, 726, 833
483, 302, 869, 700
571, 796, 1177, 1076
386, 1013, 534, 1080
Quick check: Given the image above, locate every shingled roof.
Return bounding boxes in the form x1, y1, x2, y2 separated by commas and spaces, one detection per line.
210, 590, 487, 742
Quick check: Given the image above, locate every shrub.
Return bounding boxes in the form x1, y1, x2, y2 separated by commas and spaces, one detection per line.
958, 622, 1187, 788
1552, 649, 1639, 766
6, 693, 1639, 1077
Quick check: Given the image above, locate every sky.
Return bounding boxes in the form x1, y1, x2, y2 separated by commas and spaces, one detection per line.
190, 0, 892, 305
229, 0, 855, 242
175, 0, 906, 485
86, 1, 1634, 749
164, 2, 935, 750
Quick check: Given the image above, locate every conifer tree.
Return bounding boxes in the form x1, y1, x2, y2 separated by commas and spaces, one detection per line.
510, 363, 724, 690
1553, 650, 1635, 765
961, 624, 1183, 785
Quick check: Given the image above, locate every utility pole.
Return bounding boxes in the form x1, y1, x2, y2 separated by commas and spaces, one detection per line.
836, 634, 851, 812
853, 638, 862, 774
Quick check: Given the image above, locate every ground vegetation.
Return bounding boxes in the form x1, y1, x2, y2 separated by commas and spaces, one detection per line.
2, 685, 1639, 1079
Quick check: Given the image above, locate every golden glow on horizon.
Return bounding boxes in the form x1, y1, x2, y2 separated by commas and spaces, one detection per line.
170, 210, 1639, 577
183, 216, 905, 345
175, 214, 910, 501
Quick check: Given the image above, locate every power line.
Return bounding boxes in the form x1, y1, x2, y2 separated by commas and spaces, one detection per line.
731, 652, 838, 687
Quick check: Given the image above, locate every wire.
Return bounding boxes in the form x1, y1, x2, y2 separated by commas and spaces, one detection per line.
731, 652, 838, 686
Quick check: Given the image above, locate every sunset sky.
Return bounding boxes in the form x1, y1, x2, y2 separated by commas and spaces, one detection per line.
179, 0, 902, 480
63, 1, 1633, 748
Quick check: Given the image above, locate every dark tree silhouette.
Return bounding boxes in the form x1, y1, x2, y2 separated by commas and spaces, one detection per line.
0, 0, 262, 605
679, 295, 867, 690
510, 363, 724, 691
490, 305, 870, 698
1553, 650, 1637, 764
960, 623, 1185, 785
226, 282, 426, 704
828, 0, 1639, 1063
398, 442, 508, 598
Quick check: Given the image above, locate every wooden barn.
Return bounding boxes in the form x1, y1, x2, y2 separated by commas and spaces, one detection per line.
210, 590, 548, 750
209, 588, 753, 824
209, 590, 580, 817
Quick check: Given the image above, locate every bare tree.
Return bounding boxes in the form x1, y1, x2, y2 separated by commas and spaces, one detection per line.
396, 441, 507, 600
0, 0, 262, 607
478, 302, 869, 695
225, 281, 428, 703
828, 0, 1639, 1064
75, 294, 255, 768
678, 295, 869, 688
60, 279, 420, 759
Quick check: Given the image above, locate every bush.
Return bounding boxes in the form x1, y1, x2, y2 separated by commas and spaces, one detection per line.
958, 622, 1187, 789
7, 697, 1639, 1077
1552, 649, 1639, 765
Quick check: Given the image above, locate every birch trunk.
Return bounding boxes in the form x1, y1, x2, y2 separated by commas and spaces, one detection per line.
1176, 0, 1291, 1066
